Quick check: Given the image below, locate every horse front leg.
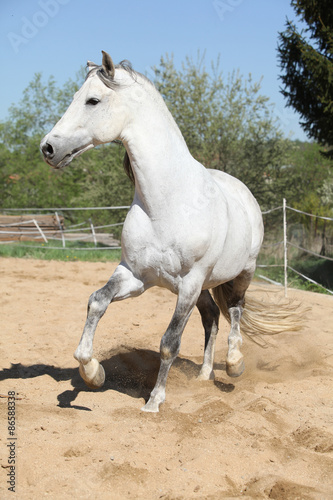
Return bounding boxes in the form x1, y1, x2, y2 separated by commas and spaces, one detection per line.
142, 281, 202, 413
74, 263, 145, 389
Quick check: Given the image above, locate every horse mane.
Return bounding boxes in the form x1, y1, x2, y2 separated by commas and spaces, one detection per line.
123, 150, 135, 185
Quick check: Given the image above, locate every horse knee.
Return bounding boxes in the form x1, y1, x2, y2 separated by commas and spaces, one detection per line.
160, 334, 180, 360
87, 289, 110, 318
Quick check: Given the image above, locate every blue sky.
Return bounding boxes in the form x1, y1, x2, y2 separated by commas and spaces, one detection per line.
0, 0, 307, 140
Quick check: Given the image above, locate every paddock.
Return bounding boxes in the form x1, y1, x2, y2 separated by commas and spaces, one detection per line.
0, 258, 332, 499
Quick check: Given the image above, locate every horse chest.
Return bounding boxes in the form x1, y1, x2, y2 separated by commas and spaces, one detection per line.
121, 207, 186, 289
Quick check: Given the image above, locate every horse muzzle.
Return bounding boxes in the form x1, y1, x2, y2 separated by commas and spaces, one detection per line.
40, 136, 94, 169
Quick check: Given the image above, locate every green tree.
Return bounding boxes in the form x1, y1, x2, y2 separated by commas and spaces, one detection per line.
319, 177, 333, 212
282, 141, 332, 204
0, 67, 97, 211
1, 67, 85, 151
72, 143, 134, 237
3, 52, 330, 224
0, 66, 133, 236
277, 0, 333, 158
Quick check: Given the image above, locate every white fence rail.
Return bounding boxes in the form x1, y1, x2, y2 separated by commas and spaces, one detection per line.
0, 206, 130, 250
1, 201, 332, 295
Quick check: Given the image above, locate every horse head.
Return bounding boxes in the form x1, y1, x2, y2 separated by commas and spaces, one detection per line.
40, 51, 129, 169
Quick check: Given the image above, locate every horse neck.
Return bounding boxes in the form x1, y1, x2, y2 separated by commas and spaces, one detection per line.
120, 82, 193, 214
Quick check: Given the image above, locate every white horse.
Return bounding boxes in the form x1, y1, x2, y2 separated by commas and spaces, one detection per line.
40, 51, 295, 412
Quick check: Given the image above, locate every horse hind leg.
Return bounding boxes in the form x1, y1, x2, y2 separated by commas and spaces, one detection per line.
213, 270, 253, 378
227, 305, 245, 377
196, 290, 220, 381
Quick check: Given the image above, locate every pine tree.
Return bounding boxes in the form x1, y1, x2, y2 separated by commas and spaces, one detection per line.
277, 0, 333, 158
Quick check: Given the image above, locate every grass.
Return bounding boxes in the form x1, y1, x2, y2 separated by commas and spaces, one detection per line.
255, 256, 332, 295
0, 240, 122, 262
1, 240, 331, 295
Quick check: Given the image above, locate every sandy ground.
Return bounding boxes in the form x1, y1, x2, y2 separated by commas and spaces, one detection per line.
0, 257, 332, 500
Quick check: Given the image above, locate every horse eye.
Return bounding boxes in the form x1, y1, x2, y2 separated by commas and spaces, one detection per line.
86, 98, 100, 106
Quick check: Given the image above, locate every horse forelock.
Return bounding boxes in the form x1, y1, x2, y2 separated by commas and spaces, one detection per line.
85, 60, 153, 90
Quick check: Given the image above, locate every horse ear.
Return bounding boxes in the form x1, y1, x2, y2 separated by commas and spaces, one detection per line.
102, 51, 115, 79
87, 60, 97, 68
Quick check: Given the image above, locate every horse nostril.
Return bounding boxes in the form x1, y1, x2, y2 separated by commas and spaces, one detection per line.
42, 142, 54, 158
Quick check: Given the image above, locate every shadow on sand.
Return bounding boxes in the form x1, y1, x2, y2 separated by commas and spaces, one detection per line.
0, 347, 234, 411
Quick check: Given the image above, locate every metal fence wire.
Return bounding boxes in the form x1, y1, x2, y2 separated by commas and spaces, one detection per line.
1, 201, 332, 295
258, 199, 333, 296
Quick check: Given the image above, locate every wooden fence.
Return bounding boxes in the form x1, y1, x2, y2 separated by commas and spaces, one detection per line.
0, 214, 64, 242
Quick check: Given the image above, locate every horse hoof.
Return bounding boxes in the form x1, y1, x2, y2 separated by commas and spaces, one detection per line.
141, 403, 159, 413
79, 358, 105, 389
226, 352, 245, 377
226, 359, 245, 377
141, 394, 164, 413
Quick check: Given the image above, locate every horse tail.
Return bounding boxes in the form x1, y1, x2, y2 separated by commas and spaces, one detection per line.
212, 282, 305, 347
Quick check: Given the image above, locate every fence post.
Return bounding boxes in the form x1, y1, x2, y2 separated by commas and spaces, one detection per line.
32, 219, 48, 244
89, 218, 97, 247
55, 212, 66, 248
283, 198, 288, 297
